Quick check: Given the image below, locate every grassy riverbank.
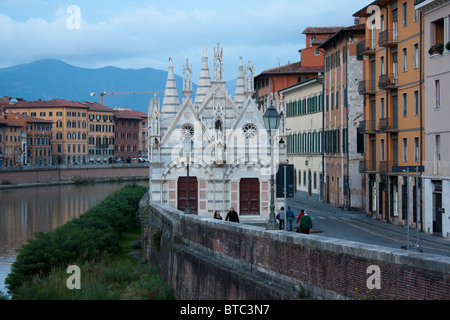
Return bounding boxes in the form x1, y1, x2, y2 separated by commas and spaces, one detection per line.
2, 183, 174, 300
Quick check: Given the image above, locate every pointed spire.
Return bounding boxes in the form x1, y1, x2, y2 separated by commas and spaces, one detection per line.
194, 45, 212, 107
234, 57, 245, 106
161, 57, 180, 121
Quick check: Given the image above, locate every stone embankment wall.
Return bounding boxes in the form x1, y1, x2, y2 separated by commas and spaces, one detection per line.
140, 193, 450, 300
0, 164, 148, 186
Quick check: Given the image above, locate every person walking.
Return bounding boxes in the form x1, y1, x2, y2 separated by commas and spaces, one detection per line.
213, 210, 222, 220
298, 213, 313, 234
225, 207, 239, 223
276, 206, 285, 230
286, 206, 295, 231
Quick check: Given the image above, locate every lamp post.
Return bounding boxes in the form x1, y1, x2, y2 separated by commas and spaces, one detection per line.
263, 103, 281, 230
185, 152, 192, 214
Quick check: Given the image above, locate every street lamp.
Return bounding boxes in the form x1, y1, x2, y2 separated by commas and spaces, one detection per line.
184, 146, 193, 214
263, 103, 281, 230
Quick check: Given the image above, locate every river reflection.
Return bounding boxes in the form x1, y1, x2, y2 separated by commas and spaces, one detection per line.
0, 181, 148, 296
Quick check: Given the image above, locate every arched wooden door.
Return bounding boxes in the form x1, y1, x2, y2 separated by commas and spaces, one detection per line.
239, 178, 260, 215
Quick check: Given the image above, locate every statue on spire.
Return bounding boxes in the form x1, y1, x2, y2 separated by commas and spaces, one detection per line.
183, 58, 193, 98
245, 60, 254, 94
213, 43, 223, 81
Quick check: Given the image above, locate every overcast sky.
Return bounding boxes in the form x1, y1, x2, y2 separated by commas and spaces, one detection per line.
0, 0, 370, 81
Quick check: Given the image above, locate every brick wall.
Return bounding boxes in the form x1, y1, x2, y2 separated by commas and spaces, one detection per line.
141, 195, 450, 300
0, 165, 148, 185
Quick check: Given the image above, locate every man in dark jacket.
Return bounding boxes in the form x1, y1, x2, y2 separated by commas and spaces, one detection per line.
225, 207, 239, 223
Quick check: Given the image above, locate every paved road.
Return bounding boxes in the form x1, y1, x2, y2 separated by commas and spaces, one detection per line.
284, 196, 450, 257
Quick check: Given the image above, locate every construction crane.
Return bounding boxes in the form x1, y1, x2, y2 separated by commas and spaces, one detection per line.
90, 91, 163, 105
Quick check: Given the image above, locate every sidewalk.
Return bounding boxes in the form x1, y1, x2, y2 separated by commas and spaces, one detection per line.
286, 194, 450, 248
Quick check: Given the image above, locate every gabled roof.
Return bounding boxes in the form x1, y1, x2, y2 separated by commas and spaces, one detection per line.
256, 61, 323, 77
302, 26, 344, 34
1, 113, 53, 124
114, 109, 146, 120
2, 99, 90, 109
318, 24, 366, 49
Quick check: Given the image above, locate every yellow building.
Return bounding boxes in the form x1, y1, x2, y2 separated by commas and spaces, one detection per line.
281, 77, 324, 201
84, 101, 115, 164
354, 0, 425, 228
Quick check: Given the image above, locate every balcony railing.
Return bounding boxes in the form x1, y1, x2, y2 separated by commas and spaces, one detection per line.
357, 40, 376, 56
378, 117, 398, 132
358, 80, 377, 95
378, 29, 398, 47
378, 160, 393, 173
359, 120, 377, 134
378, 74, 398, 90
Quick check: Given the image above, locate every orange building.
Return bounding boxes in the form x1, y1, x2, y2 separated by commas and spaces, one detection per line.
354, 0, 425, 228
0, 119, 24, 167
2, 99, 90, 165
0, 113, 53, 165
254, 27, 342, 108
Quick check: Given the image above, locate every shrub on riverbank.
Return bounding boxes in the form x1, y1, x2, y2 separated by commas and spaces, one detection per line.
5, 183, 148, 297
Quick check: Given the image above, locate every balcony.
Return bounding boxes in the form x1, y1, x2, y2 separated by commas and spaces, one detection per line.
358, 80, 377, 95
359, 120, 377, 135
95, 143, 110, 148
378, 117, 398, 133
378, 29, 398, 47
357, 40, 376, 56
378, 74, 398, 90
378, 160, 393, 173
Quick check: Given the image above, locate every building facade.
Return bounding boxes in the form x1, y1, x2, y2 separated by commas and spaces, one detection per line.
281, 77, 324, 201
320, 24, 366, 210
254, 27, 341, 109
114, 109, 144, 163
0, 119, 24, 166
0, 113, 53, 166
148, 44, 285, 221
416, 0, 450, 237
2, 99, 90, 165
86, 101, 115, 164
354, 0, 425, 229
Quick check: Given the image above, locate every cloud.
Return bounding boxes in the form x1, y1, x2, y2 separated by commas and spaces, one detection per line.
0, 1, 369, 80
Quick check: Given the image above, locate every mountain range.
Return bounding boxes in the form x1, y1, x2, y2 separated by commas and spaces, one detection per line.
0, 59, 236, 114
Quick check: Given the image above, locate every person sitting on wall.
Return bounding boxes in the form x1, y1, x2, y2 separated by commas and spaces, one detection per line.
213, 210, 222, 220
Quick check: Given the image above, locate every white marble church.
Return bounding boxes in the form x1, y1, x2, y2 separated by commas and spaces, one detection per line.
147, 43, 286, 221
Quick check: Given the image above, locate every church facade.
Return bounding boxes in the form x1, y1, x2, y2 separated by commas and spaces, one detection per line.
147, 44, 286, 221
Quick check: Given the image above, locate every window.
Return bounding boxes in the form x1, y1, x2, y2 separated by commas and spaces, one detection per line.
414, 137, 419, 162
380, 98, 385, 119
435, 135, 441, 174
435, 79, 440, 108
414, 91, 419, 115
243, 123, 257, 139
380, 56, 385, 75
413, 44, 419, 69
403, 93, 408, 117
181, 124, 194, 138
403, 138, 408, 162
402, 48, 407, 72
402, 2, 407, 27
381, 139, 385, 161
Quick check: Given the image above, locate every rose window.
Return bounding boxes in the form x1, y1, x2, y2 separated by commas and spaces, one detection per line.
243, 123, 257, 139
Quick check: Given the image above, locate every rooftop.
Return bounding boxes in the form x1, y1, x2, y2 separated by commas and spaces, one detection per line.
257, 61, 323, 77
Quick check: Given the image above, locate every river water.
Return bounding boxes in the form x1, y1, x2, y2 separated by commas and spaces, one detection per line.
0, 181, 148, 297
